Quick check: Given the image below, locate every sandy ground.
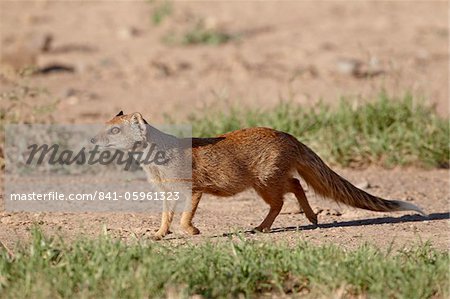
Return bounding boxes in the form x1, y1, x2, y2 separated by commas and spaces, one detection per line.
0, 167, 448, 250
0, 1, 449, 250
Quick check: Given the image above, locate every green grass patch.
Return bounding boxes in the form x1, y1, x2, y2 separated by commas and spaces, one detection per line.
0, 229, 448, 298
181, 22, 235, 46
163, 20, 237, 46
189, 93, 449, 168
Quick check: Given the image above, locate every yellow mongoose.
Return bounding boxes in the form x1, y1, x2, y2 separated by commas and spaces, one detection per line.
92, 111, 424, 239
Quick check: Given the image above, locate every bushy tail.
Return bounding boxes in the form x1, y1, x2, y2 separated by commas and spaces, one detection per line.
295, 142, 425, 215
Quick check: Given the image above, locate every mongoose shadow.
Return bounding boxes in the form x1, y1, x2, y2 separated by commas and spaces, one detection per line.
160, 212, 448, 240
229, 212, 450, 236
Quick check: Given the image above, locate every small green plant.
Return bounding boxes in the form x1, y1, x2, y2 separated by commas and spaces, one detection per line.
150, 1, 172, 25
0, 228, 448, 298
182, 22, 235, 45
163, 20, 236, 46
189, 93, 449, 168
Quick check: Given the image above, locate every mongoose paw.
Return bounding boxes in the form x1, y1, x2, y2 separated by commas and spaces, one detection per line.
152, 229, 170, 240
153, 229, 172, 235
253, 226, 271, 233
152, 234, 164, 241
307, 214, 318, 225
182, 225, 200, 235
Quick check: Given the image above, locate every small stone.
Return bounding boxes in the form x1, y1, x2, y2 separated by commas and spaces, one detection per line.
332, 210, 342, 216
336, 58, 362, 75
36, 55, 76, 74
66, 96, 79, 106
117, 27, 140, 40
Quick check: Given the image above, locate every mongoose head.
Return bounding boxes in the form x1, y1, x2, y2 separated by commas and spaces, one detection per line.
91, 111, 148, 151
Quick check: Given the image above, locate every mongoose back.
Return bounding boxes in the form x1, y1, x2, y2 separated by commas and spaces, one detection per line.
92, 111, 425, 239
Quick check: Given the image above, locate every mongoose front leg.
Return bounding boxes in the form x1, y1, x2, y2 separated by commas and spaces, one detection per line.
153, 198, 176, 240
153, 211, 174, 240
180, 192, 202, 235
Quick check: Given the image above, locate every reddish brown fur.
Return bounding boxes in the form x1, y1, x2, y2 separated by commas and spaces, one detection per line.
99, 113, 424, 239
183, 127, 423, 237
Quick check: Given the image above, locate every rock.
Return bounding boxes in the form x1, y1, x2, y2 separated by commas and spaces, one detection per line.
36, 55, 76, 74
330, 209, 342, 216
117, 26, 140, 40
336, 58, 362, 75
316, 208, 342, 216
66, 96, 79, 106
335, 57, 384, 78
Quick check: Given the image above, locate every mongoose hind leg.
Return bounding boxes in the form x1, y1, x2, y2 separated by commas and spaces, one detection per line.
180, 192, 202, 235
289, 178, 318, 225
253, 190, 284, 233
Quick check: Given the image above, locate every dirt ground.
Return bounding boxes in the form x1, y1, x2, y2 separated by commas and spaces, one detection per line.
0, 1, 449, 250
0, 167, 449, 250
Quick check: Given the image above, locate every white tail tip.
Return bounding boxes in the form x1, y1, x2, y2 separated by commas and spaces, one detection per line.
394, 200, 427, 216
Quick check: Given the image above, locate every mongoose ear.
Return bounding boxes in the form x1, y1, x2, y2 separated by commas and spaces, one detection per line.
116, 111, 124, 117
130, 112, 147, 135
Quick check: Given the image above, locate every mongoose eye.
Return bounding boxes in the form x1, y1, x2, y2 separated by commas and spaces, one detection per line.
110, 127, 121, 135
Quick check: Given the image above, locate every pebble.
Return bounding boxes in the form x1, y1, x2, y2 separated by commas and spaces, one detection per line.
66, 96, 79, 106
335, 58, 362, 75
117, 26, 140, 40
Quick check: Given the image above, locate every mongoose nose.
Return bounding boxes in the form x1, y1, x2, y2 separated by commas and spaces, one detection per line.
90, 137, 97, 144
